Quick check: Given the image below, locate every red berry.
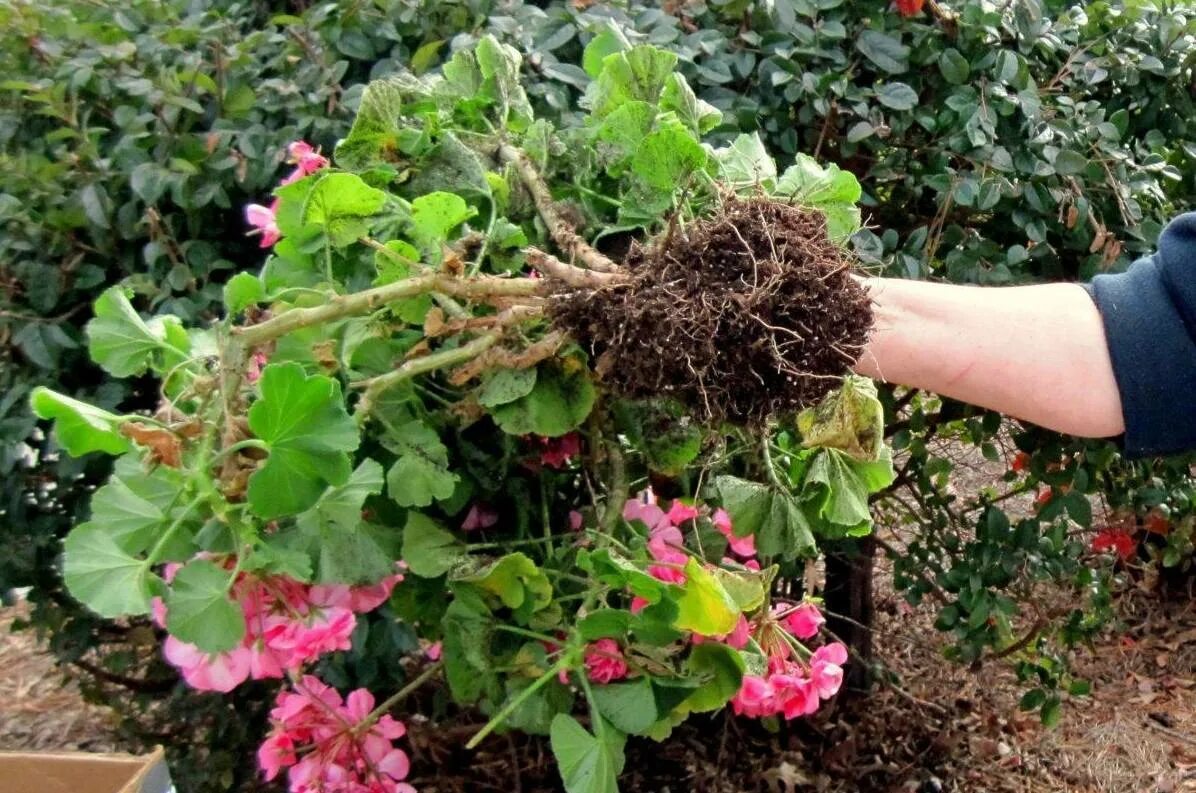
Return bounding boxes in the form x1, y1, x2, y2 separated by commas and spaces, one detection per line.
895, 0, 926, 17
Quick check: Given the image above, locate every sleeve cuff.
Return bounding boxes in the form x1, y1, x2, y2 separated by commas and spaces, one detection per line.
1089, 257, 1196, 458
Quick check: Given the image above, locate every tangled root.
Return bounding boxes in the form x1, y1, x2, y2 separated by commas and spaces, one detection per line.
550, 197, 874, 425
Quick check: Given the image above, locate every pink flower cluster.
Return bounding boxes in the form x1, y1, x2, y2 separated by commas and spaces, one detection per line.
622, 490, 758, 586
157, 564, 401, 693
583, 638, 629, 684
245, 140, 330, 248
730, 601, 847, 721
259, 676, 416, 793
536, 433, 581, 469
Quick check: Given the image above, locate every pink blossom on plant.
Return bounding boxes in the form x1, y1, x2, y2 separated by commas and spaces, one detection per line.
538, 432, 580, 468
783, 602, 825, 640
287, 141, 329, 175
694, 613, 751, 650
461, 503, 499, 532
771, 670, 820, 719
809, 642, 848, 699
425, 641, 442, 662
666, 500, 700, 525
583, 638, 629, 684
245, 202, 281, 248
246, 351, 269, 384
163, 636, 252, 693
568, 510, 584, 531
730, 675, 774, 718
623, 499, 669, 532
629, 596, 650, 615
259, 676, 416, 793
713, 508, 756, 558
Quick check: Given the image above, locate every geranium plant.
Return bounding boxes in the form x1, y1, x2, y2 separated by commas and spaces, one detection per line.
32, 34, 892, 793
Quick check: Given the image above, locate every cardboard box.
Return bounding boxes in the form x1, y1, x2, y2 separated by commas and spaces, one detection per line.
0, 747, 172, 793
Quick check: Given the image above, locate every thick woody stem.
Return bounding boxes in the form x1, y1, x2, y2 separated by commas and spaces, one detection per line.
234, 274, 543, 348
525, 247, 625, 289
497, 144, 621, 274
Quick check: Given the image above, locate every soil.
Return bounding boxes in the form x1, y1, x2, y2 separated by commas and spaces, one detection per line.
552, 197, 873, 425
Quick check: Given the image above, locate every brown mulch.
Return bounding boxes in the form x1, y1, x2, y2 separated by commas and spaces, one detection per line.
0, 601, 116, 753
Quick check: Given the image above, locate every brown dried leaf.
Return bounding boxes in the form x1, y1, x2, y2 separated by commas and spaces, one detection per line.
120, 422, 183, 468
1066, 204, 1080, 229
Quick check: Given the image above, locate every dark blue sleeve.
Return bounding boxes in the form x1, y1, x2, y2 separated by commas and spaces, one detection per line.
1087, 212, 1196, 458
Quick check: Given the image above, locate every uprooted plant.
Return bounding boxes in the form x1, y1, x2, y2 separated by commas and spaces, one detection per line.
31, 35, 895, 793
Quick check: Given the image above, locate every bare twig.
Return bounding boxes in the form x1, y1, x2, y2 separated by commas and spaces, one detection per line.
524, 247, 624, 288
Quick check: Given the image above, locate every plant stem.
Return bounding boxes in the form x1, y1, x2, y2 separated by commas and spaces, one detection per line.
497, 143, 619, 273
761, 431, 789, 491
360, 236, 470, 319
141, 495, 206, 571
495, 625, 561, 644
357, 661, 444, 732
465, 658, 570, 750
352, 332, 501, 422
234, 274, 542, 348
601, 439, 627, 536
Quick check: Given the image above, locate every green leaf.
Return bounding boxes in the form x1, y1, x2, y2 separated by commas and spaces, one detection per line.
628, 119, 706, 196
578, 549, 666, 603
611, 399, 702, 476
1053, 150, 1088, 176
594, 101, 655, 173
774, 155, 863, 242
291, 460, 396, 584
801, 448, 895, 536
478, 367, 538, 408
223, 272, 265, 315
89, 458, 185, 552
452, 552, 553, 622
302, 172, 388, 247
673, 558, 739, 636
247, 363, 360, 519
682, 643, 745, 712
876, 82, 919, 111
711, 567, 767, 612
550, 714, 625, 793
1019, 688, 1047, 711
63, 522, 152, 618
86, 287, 188, 377
401, 513, 466, 577
714, 476, 815, 559
408, 131, 493, 200
583, 29, 627, 79
476, 34, 534, 130
586, 45, 678, 119
660, 73, 722, 135
409, 191, 477, 254
165, 559, 245, 653
334, 75, 410, 171
30, 387, 130, 457
591, 677, 658, 735
384, 419, 459, 507
856, 30, 909, 74
489, 362, 596, 437
1041, 696, 1062, 728
577, 609, 631, 641
939, 48, 970, 85
442, 590, 497, 704
713, 132, 777, 190
797, 376, 884, 461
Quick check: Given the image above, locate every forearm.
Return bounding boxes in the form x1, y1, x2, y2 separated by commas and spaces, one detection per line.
853, 278, 1125, 438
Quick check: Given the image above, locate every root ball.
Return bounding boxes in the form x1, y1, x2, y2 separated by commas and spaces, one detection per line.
550, 197, 874, 425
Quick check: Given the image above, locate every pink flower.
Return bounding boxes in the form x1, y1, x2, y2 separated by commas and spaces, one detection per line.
287, 141, 329, 175
259, 676, 415, 793
584, 638, 629, 684
714, 508, 756, 558
810, 642, 848, 700
666, 500, 700, 525
461, 503, 499, 532
783, 602, 825, 640
537, 433, 581, 468
425, 641, 442, 661
246, 351, 269, 384
257, 733, 296, 782
245, 202, 281, 248
731, 675, 774, 718
647, 524, 688, 584
163, 637, 252, 693
629, 596, 650, 614
772, 671, 820, 719
568, 510, 584, 531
